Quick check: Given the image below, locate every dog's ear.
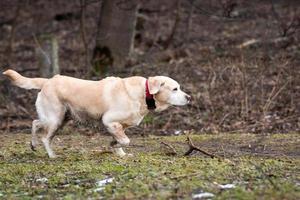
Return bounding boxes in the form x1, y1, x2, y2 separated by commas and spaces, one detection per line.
148, 77, 162, 94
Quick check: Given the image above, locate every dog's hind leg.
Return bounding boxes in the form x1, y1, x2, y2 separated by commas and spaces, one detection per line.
41, 107, 65, 158
31, 119, 43, 151
42, 124, 60, 158
36, 92, 65, 158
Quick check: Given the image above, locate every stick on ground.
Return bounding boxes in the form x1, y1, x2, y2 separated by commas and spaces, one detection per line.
184, 136, 220, 159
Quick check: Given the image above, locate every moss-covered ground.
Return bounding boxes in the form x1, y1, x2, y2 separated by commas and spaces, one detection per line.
0, 133, 299, 199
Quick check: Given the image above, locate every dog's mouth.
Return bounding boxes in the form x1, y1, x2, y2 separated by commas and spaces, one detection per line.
170, 100, 189, 106
168, 93, 191, 106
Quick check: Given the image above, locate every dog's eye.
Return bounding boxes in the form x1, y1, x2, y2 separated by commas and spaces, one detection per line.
173, 88, 178, 91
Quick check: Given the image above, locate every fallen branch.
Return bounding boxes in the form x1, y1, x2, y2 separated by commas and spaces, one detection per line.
184, 136, 219, 158
237, 37, 290, 49
161, 141, 177, 155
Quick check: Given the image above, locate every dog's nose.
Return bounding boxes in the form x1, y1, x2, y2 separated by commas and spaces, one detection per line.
185, 95, 191, 102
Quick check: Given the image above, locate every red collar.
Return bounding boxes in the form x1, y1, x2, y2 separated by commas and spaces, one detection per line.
145, 79, 156, 110
145, 79, 152, 98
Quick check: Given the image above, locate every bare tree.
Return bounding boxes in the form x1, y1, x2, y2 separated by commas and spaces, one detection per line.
93, 0, 138, 71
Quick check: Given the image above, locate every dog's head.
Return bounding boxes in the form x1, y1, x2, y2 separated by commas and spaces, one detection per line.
148, 76, 191, 111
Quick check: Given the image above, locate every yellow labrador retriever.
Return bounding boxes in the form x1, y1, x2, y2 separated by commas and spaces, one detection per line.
3, 69, 191, 158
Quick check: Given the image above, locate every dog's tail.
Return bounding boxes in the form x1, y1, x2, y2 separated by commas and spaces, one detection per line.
3, 69, 48, 90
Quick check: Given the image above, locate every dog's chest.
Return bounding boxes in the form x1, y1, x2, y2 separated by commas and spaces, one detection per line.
122, 111, 146, 127
121, 102, 148, 127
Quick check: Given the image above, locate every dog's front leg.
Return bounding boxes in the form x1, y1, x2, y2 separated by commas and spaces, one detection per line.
102, 111, 132, 157
108, 123, 131, 157
103, 121, 131, 157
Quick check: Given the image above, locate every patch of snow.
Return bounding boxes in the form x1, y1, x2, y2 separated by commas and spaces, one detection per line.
75, 179, 81, 184
94, 187, 105, 192
264, 115, 272, 119
218, 183, 236, 189
94, 177, 114, 192
174, 130, 182, 135
192, 192, 214, 199
96, 177, 114, 187
36, 177, 48, 183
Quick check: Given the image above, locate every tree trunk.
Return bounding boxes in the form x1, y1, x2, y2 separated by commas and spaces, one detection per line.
35, 34, 60, 78
93, 0, 138, 72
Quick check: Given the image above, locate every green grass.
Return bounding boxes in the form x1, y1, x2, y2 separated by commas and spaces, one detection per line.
0, 133, 299, 199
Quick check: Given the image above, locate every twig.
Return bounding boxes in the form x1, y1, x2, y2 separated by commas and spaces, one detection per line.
263, 79, 290, 115
184, 136, 219, 158
218, 113, 230, 126
161, 114, 173, 131
161, 141, 177, 155
237, 37, 290, 49
32, 34, 51, 66
241, 60, 249, 119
